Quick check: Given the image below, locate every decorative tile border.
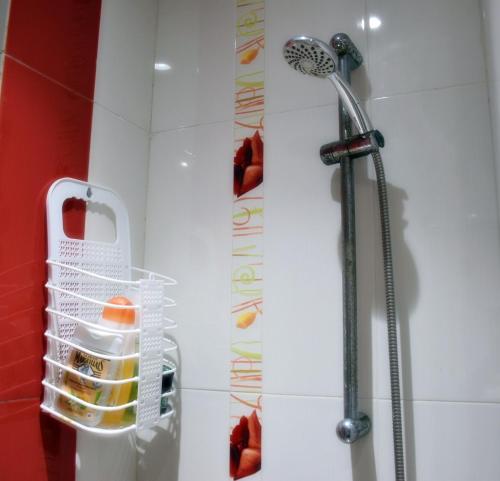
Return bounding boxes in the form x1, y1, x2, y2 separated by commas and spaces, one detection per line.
229, 1, 264, 479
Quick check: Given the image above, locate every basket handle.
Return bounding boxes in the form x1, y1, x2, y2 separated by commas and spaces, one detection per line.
46, 178, 131, 250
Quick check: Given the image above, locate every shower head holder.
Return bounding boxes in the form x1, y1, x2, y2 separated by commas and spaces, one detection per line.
330, 33, 363, 70
320, 130, 385, 165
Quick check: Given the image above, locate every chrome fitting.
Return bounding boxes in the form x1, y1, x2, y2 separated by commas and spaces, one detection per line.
336, 413, 371, 444
330, 33, 363, 70
320, 130, 385, 165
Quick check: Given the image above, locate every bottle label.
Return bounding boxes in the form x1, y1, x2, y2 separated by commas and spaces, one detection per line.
58, 349, 112, 426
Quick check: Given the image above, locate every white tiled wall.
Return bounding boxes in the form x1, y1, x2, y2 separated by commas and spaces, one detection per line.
143, 0, 500, 480
151, 0, 235, 131
481, 0, 500, 217
93, 0, 158, 131
371, 83, 500, 403
86, 0, 157, 270
87, 104, 151, 266
79, 1, 158, 481
146, 121, 233, 391
368, 0, 485, 98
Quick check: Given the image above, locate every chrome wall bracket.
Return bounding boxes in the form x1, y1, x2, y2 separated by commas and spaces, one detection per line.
320, 130, 384, 165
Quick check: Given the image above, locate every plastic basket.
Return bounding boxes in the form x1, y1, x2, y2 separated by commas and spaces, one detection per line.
40, 178, 177, 435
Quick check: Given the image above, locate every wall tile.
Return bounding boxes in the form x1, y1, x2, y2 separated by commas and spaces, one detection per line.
481, 1, 500, 215
263, 395, 500, 481
5, 0, 101, 98
94, 0, 157, 130
371, 83, 500, 402
144, 122, 234, 391
137, 389, 229, 481
0, 399, 76, 481
0, 399, 50, 481
481, 0, 500, 84
263, 104, 376, 398
152, 0, 235, 132
367, 0, 486, 98
0, 57, 92, 401
77, 431, 136, 481
373, 399, 500, 481
266, 0, 367, 115
262, 394, 352, 481
87, 104, 150, 268
490, 80, 500, 214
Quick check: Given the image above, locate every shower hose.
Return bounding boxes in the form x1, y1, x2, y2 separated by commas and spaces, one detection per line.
371, 150, 405, 481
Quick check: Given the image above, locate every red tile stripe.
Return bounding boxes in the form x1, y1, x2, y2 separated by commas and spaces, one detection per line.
0, 1, 102, 480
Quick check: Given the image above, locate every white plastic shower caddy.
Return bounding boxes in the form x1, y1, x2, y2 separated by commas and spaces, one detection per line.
41, 178, 177, 435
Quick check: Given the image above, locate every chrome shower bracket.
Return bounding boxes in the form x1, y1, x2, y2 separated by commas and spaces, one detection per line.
327, 33, 378, 444
320, 130, 384, 165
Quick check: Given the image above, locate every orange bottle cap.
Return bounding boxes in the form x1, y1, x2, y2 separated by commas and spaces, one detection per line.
103, 296, 136, 325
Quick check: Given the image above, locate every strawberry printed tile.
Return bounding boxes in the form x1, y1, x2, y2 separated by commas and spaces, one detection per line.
230, 410, 262, 480
233, 131, 264, 198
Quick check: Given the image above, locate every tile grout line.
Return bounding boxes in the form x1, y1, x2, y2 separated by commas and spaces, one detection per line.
136, 0, 161, 273
92, 100, 150, 134
0, 396, 40, 405
369, 79, 489, 102
4, 53, 150, 135
176, 387, 500, 406
150, 79, 489, 137
4, 54, 95, 102
151, 116, 234, 136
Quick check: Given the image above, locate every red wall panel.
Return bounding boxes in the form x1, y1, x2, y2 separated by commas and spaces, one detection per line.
6, 0, 101, 98
0, 399, 76, 481
0, 57, 93, 401
0, 1, 101, 480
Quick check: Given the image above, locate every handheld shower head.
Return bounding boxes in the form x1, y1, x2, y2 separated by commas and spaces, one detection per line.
283, 36, 336, 78
282, 35, 372, 134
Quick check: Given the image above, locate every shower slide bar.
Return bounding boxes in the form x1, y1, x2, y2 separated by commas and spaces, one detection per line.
331, 34, 371, 444
283, 33, 405, 481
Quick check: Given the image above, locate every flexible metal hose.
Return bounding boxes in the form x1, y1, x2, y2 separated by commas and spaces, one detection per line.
371, 150, 405, 481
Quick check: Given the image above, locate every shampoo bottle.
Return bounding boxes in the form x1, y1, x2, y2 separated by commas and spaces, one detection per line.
57, 296, 136, 427
100, 296, 138, 427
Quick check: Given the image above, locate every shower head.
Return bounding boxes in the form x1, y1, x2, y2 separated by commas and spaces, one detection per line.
283, 36, 336, 78
282, 35, 372, 134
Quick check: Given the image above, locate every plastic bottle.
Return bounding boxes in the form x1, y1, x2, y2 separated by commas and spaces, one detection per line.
57, 296, 136, 427
100, 296, 137, 427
